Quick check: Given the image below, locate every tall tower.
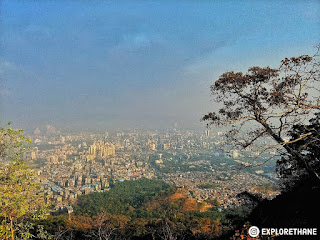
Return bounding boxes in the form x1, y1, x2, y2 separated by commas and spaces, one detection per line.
89, 145, 97, 158
206, 129, 210, 137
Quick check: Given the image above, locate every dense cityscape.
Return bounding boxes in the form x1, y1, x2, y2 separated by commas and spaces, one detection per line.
25, 125, 280, 214
1, 1, 319, 239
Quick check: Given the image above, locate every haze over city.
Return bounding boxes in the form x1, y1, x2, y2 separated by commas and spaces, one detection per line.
1, 1, 320, 239
1, 0, 319, 131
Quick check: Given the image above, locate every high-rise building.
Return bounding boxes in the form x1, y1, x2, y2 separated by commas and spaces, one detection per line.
89, 145, 97, 158
163, 143, 170, 150
34, 128, 41, 135
149, 143, 156, 151
90, 141, 115, 159
232, 150, 239, 159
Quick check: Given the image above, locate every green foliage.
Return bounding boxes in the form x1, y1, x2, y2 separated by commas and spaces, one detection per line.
197, 183, 219, 189
74, 178, 172, 217
69, 179, 231, 239
188, 208, 224, 221
0, 122, 31, 162
0, 123, 49, 240
256, 182, 278, 191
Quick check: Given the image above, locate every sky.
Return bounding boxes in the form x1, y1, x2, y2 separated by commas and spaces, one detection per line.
0, 0, 319, 132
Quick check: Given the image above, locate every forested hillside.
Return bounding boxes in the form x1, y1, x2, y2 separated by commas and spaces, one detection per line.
37, 179, 246, 239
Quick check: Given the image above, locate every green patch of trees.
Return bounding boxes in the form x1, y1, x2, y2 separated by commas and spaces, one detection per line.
0, 123, 49, 240
74, 179, 172, 217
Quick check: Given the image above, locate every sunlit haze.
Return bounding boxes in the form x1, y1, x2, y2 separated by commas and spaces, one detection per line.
1, 0, 319, 131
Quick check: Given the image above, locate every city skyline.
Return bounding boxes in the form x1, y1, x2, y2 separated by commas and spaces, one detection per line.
1, 0, 319, 131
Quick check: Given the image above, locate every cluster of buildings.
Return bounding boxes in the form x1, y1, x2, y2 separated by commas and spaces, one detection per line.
87, 141, 115, 161
26, 127, 279, 211
29, 137, 155, 210
164, 171, 279, 208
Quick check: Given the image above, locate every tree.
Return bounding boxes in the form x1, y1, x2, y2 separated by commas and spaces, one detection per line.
0, 123, 30, 163
277, 112, 320, 188
160, 221, 177, 240
85, 212, 118, 240
202, 46, 320, 184
0, 123, 49, 240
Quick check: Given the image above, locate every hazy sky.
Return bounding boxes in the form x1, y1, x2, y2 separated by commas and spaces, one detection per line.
1, 0, 319, 131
